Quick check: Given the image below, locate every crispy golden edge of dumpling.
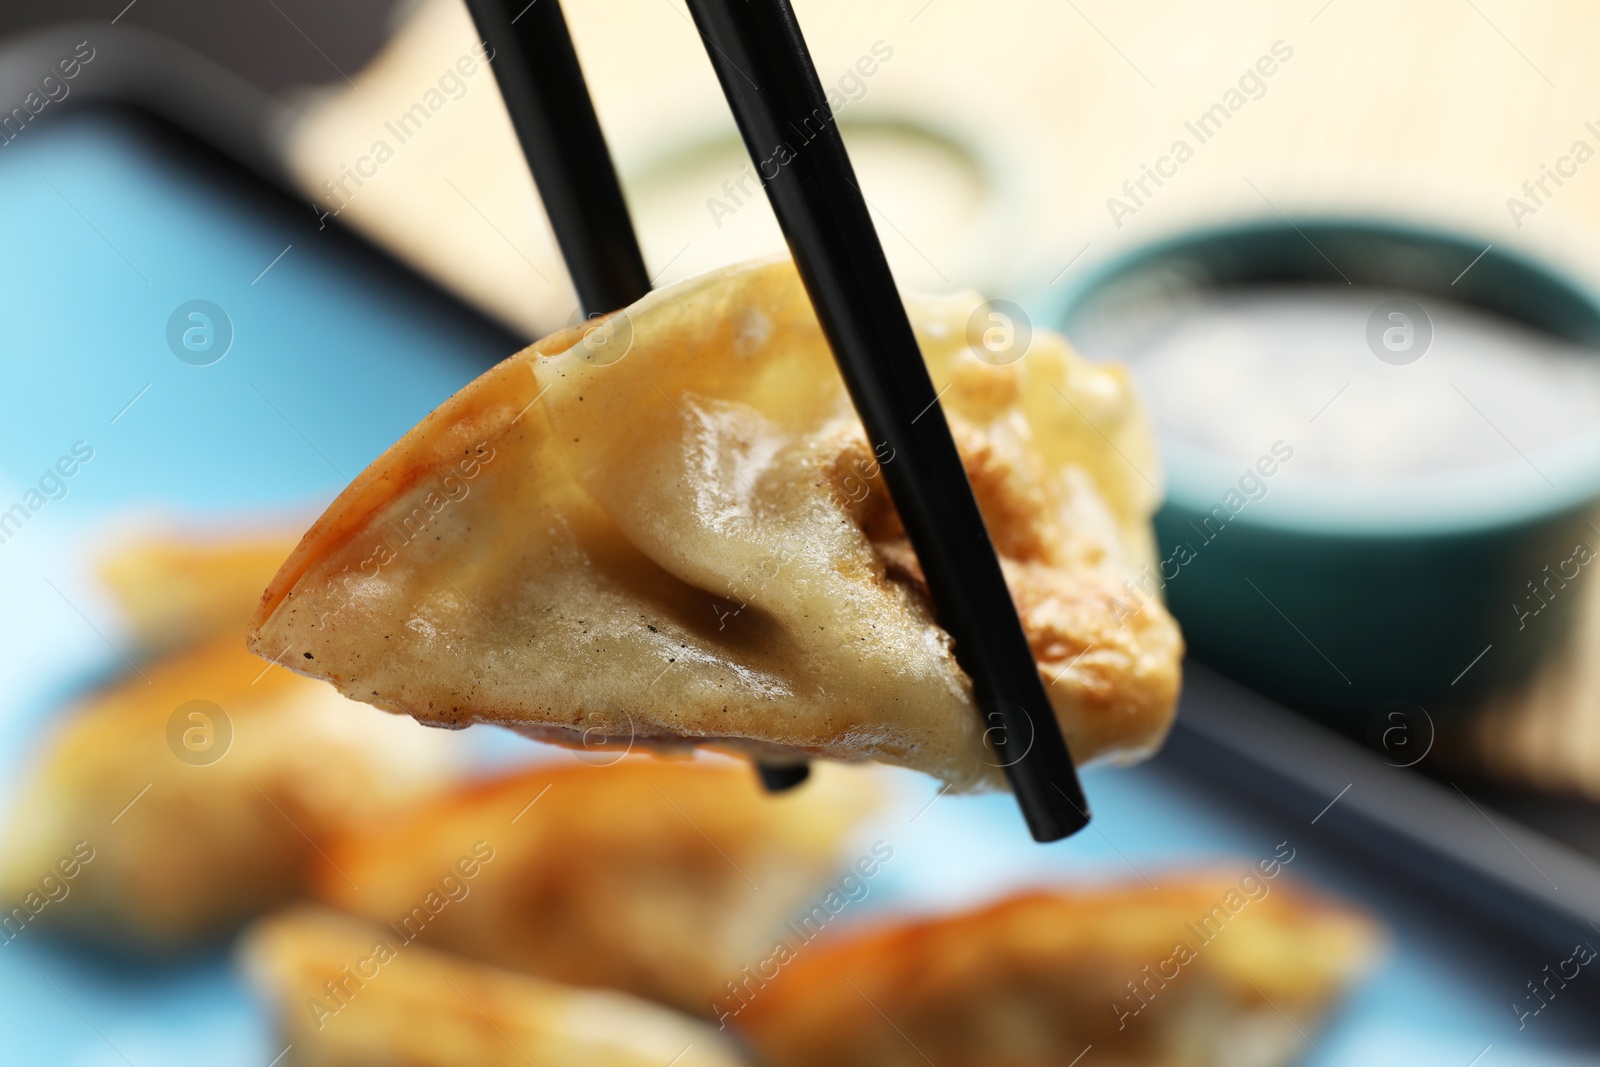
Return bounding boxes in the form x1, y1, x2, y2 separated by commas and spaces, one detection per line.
0, 632, 460, 950
308, 755, 878, 1015
853, 423, 1183, 769
250, 320, 590, 633
734, 876, 1382, 1067
242, 907, 752, 1067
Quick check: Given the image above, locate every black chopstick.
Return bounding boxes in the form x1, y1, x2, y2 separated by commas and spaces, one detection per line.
461, 0, 649, 317
682, 0, 1090, 841
463, 0, 809, 794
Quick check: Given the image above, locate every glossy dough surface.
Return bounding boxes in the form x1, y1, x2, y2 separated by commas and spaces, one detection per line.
248, 257, 1182, 789
736, 877, 1382, 1067
243, 908, 750, 1067
312, 756, 877, 1014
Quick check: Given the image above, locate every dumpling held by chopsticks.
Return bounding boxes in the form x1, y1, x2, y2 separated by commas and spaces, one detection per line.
247, 257, 1182, 790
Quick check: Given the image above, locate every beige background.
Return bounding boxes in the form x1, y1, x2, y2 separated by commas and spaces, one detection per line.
288, 0, 1600, 336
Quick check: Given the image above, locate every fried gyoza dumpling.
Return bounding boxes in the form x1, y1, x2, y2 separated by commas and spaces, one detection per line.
247, 257, 1182, 791
243, 908, 751, 1067
99, 529, 302, 655
0, 634, 465, 950
312, 756, 877, 1015
734, 875, 1382, 1067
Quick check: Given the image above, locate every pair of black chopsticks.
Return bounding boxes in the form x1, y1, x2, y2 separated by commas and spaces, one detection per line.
463, 0, 1089, 841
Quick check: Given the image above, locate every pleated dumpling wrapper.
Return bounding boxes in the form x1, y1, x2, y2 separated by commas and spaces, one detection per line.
243, 908, 751, 1067
311, 756, 880, 1016
248, 256, 1182, 790
733, 873, 1383, 1067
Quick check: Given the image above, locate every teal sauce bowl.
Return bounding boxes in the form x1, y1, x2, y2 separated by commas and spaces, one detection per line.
1052, 221, 1600, 723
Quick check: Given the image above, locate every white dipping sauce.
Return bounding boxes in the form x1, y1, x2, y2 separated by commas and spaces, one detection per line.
1074, 286, 1600, 480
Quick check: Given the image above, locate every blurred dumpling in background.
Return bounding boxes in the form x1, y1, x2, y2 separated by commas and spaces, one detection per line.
243, 908, 752, 1067
311, 757, 879, 1016
735, 875, 1382, 1067
0, 526, 470, 951
0, 633, 467, 951
98, 528, 303, 655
